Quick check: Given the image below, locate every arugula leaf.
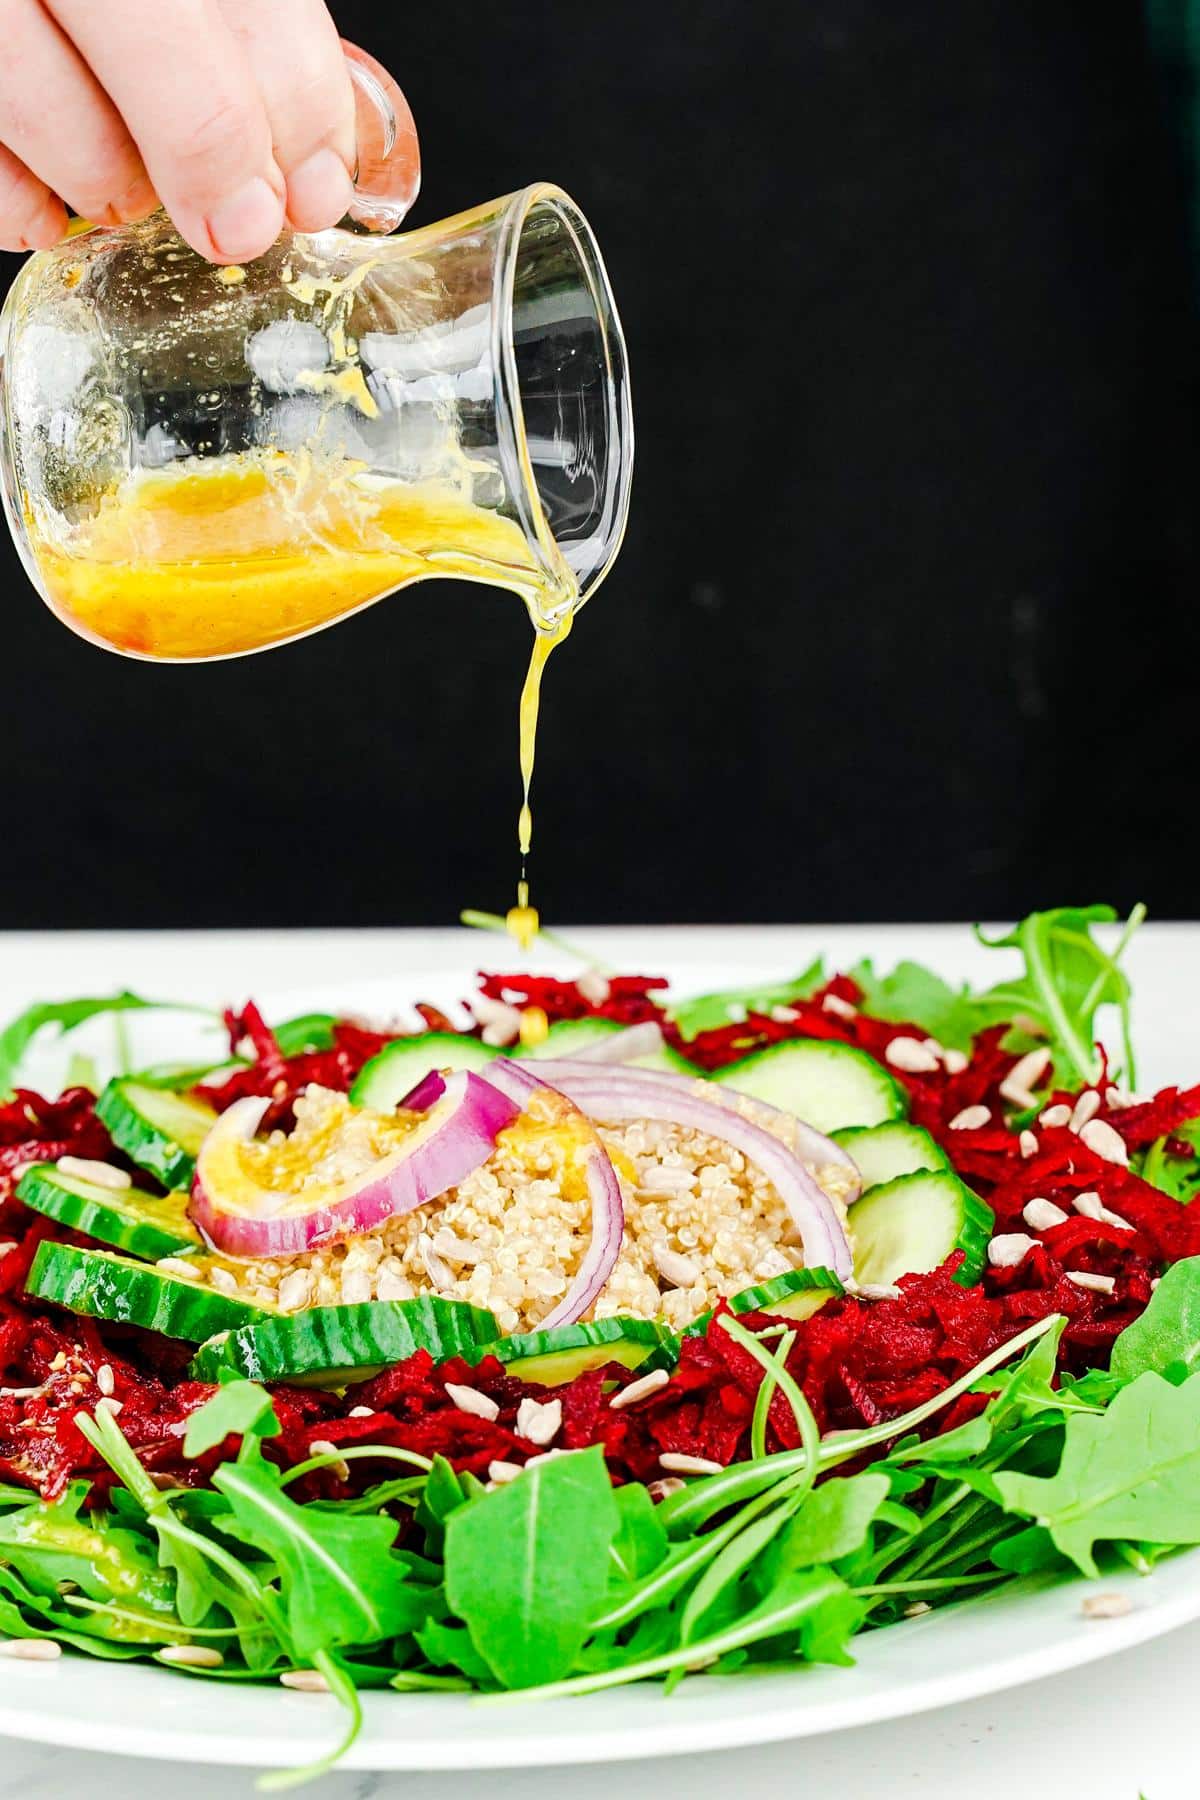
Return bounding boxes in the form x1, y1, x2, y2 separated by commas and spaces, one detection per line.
0, 993, 209, 1096
414, 1617, 495, 1683
213, 1454, 425, 1657
668, 959, 826, 1041
272, 1014, 338, 1056
1141, 1121, 1200, 1204
1111, 1258, 1200, 1385
776, 1472, 890, 1568
0, 1564, 152, 1658
974, 903, 1143, 1085
0, 1483, 174, 1613
609, 1482, 668, 1583
846, 961, 981, 1052
183, 1381, 280, 1457
994, 1372, 1200, 1576
444, 1447, 619, 1689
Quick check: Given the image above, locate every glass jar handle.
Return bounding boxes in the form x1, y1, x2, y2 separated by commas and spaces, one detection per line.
341, 40, 421, 234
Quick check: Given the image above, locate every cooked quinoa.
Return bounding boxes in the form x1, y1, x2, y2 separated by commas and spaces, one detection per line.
189, 1084, 856, 1337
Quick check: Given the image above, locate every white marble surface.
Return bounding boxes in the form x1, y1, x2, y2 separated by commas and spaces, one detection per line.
0, 923, 1196, 1799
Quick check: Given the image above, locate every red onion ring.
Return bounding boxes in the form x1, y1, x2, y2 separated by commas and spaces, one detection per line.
528, 1057, 861, 1198
190, 1072, 521, 1258
407, 1061, 625, 1329
500, 1060, 854, 1280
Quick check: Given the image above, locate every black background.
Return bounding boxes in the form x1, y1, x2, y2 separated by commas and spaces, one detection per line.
1, 1, 1196, 929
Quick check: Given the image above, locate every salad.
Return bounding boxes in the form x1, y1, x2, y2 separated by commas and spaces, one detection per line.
1, 902, 1199, 1787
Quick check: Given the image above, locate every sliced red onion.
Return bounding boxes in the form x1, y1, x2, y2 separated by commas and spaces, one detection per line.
527, 1057, 861, 1197
501, 1061, 854, 1280
420, 1059, 626, 1329
189, 1072, 521, 1258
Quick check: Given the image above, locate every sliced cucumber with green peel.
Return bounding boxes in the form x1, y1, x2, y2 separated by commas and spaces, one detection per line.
349, 1033, 498, 1111
850, 1170, 993, 1289
189, 1297, 500, 1385
96, 1079, 217, 1192
27, 1242, 268, 1342
834, 1122, 950, 1194
475, 1317, 667, 1385
682, 1266, 845, 1339
16, 1163, 200, 1261
712, 1040, 907, 1133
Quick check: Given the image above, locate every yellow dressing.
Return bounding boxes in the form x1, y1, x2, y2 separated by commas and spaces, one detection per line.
26, 445, 577, 923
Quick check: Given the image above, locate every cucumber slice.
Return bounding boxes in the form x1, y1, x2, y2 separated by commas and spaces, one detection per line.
16, 1163, 200, 1261
476, 1317, 667, 1385
27, 1242, 268, 1342
713, 1040, 907, 1133
96, 1079, 217, 1192
349, 1033, 498, 1111
682, 1266, 845, 1339
850, 1170, 994, 1289
189, 1297, 500, 1385
833, 1122, 950, 1194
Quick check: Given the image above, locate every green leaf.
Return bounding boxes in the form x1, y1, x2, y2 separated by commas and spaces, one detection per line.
994, 1371, 1200, 1576
0, 1564, 152, 1658
414, 1617, 495, 1683
0, 1483, 175, 1614
273, 1014, 338, 1056
183, 1382, 280, 1457
213, 1455, 422, 1657
846, 960, 981, 1051
1111, 1258, 1200, 1385
679, 1501, 798, 1645
668, 960, 826, 1041
0, 992, 207, 1097
973, 903, 1143, 1085
776, 1472, 891, 1568
609, 1482, 668, 1583
444, 1447, 619, 1689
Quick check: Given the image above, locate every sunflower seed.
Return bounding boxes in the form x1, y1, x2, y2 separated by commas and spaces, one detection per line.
1081, 1591, 1133, 1620
159, 1645, 225, 1668
1000, 1049, 1052, 1106
96, 1364, 114, 1397
1023, 1197, 1069, 1230
516, 1397, 562, 1446
1079, 1119, 1129, 1166
486, 1460, 524, 1486
279, 1669, 331, 1692
1065, 1270, 1116, 1294
1069, 1090, 1102, 1133
1019, 1130, 1039, 1159
821, 993, 858, 1020
949, 1105, 990, 1131
658, 1452, 724, 1476
0, 1639, 61, 1660
609, 1368, 670, 1409
57, 1157, 132, 1190
576, 969, 611, 1005
987, 1233, 1039, 1268
885, 1037, 941, 1074
444, 1383, 499, 1422
1039, 1104, 1072, 1129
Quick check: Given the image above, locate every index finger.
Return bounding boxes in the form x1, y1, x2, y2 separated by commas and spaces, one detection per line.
46, 0, 286, 261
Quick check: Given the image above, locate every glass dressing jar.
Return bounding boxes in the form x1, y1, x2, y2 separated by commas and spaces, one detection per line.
0, 51, 632, 661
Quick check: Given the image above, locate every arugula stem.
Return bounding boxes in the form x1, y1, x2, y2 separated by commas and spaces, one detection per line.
279, 1445, 433, 1486
256, 1651, 363, 1793
487, 1577, 848, 1705
657, 1315, 1062, 1536
853, 1573, 1006, 1596
459, 910, 609, 970
716, 1315, 812, 1475
1022, 920, 1097, 1083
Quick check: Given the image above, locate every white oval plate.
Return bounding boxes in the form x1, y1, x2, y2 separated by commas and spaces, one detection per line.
1, 926, 1195, 1772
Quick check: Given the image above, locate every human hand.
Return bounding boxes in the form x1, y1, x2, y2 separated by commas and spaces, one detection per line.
0, 2, 419, 260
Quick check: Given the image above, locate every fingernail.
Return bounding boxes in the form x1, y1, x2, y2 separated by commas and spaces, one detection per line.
206, 176, 285, 261
113, 172, 158, 224
285, 147, 353, 231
